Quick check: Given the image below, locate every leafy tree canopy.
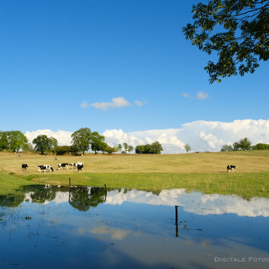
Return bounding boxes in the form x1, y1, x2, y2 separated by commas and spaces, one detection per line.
233, 137, 252, 150
91, 131, 106, 154
184, 144, 191, 153
221, 144, 234, 151
71, 127, 92, 154
0, 131, 28, 151
117, 143, 134, 154
252, 143, 269, 150
56, 146, 72, 155
0, 131, 8, 151
117, 144, 122, 152
127, 145, 134, 153
135, 141, 163, 154
183, 0, 269, 83
32, 135, 58, 154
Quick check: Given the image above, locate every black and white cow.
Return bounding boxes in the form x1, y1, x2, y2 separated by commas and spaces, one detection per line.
58, 163, 69, 170
21, 164, 29, 171
77, 164, 84, 172
69, 163, 77, 169
38, 165, 54, 172
227, 165, 237, 173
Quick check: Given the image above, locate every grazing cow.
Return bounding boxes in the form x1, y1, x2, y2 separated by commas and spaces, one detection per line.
76, 162, 84, 166
38, 165, 54, 173
69, 163, 77, 169
21, 164, 29, 171
77, 164, 83, 172
58, 163, 69, 170
227, 165, 237, 173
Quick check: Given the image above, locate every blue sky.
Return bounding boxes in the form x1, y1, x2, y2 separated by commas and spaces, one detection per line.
1, 0, 269, 152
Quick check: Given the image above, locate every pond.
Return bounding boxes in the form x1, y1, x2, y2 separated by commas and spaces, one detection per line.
0, 185, 269, 268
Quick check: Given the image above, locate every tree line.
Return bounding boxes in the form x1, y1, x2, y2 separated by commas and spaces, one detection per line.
0, 128, 163, 155
221, 138, 269, 152
135, 141, 163, 154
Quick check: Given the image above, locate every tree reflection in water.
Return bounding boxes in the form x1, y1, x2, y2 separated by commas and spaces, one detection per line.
0, 186, 269, 269
0, 184, 107, 212
69, 186, 106, 211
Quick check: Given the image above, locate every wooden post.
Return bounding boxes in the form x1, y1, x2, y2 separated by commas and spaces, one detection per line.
175, 206, 179, 237
69, 178, 71, 202
104, 184, 107, 202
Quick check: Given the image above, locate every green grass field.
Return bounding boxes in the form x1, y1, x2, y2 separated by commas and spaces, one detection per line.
0, 151, 269, 198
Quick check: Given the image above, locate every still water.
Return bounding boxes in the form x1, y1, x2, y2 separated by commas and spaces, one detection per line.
0, 185, 269, 269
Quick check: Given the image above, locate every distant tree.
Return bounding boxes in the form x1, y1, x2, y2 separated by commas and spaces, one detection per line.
184, 144, 191, 153
48, 137, 58, 154
25, 143, 34, 152
221, 144, 233, 152
71, 127, 92, 154
56, 146, 72, 155
105, 145, 117, 154
120, 143, 134, 154
70, 145, 80, 156
150, 141, 163, 154
33, 135, 53, 154
0, 131, 8, 151
233, 137, 252, 151
91, 131, 106, 154
135, 141, 163, 154
0, 131, 28, 152
123, 143, 128, 152
117, 144, 122, 153
252, 143, 269, 150
183, 0, 269, 83
135, 145, 145, 154
127, 145, 134, 154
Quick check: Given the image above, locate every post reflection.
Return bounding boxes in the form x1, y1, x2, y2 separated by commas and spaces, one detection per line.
175, 206, 179, 237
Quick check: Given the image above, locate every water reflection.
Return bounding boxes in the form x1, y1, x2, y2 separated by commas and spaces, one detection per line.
0, 186, 269, 269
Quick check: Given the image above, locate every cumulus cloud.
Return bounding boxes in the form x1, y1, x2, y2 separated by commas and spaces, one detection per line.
198, 132, 225, 150
25, 119, 269, 153
105, 189, 269, 217
103, 119, 269, 153
89, 226, 130, 240
81, 101, 89, 108
91, 97, 131, 110
25, 129, 73, 146
182, 93, 189, 98
196, 91, 209, 99
103, 128, 186, 154
134, 100, 143, 106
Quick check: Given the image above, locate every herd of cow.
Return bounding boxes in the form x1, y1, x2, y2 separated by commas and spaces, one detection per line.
21, 163, 237, 173
21, 162, 84, 172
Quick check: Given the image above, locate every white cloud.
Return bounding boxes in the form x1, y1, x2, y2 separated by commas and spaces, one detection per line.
134, 100, 143, 106
103, 128, 186, 153
25, 129, 73, 146
105, 189, 269, 217
89, 226, 130, 240
198, 132, 225, 150
196, 91, 209, 99
103, 119, 269, 153
24, 189, 269, 217
182, 93, 189, 98
81, 101, 89, 108
25, 119, 269, 153
91, 97, 131, 110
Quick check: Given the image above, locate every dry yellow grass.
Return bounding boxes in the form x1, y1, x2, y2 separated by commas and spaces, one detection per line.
1, 150, 269, 175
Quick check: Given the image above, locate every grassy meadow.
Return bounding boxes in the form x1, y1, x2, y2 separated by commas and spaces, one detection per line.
0, 150, 269, 198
